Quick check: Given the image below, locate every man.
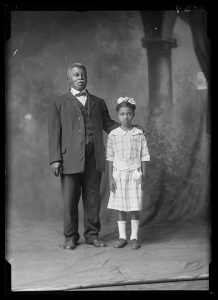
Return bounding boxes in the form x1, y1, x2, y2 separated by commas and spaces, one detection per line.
48, 63, 119, 249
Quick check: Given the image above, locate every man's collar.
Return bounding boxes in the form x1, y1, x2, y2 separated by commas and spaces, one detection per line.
70, 87, 87, 96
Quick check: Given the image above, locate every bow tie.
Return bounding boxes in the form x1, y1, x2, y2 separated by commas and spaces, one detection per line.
75, 90, 87, 97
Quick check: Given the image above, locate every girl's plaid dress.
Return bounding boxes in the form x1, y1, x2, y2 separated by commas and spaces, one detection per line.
106, 126, 150, 212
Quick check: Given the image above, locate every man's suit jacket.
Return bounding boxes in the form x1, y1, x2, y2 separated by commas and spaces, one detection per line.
48, 90, 118, 174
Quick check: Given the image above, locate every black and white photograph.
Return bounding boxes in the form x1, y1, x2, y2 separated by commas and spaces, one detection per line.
5, 7, 212, 293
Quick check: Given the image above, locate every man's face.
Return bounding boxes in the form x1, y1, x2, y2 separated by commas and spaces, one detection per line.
68, 67, 87, 91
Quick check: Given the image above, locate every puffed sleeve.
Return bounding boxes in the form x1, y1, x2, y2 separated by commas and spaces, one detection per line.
141, 134, 150, 161
106, 133, 114, 161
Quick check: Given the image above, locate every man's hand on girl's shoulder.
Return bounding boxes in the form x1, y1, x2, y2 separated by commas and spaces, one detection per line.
133, 124, 146, 136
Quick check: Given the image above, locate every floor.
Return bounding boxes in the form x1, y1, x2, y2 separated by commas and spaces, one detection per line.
5, 217, 210, 291
76, 279, 209, 290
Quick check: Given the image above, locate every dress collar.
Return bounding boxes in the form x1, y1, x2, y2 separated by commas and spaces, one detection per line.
111, 126, 143, 136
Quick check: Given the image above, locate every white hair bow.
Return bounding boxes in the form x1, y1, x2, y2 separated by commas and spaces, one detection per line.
117, 96, 136, 105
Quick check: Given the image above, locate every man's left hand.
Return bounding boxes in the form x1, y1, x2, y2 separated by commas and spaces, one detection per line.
133, 124, 146, 136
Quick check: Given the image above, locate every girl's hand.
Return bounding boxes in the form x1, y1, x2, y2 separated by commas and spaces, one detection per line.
110, 177, 117, 192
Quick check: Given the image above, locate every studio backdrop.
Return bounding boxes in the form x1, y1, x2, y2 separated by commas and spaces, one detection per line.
6, 11, 210, 236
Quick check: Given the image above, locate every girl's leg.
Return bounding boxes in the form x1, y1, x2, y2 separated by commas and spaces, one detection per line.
117, 211, 127, 240
130, 211, 140, 249
130, 211, 140, 221
118, 211, 127, 221
114, 211, 127, 248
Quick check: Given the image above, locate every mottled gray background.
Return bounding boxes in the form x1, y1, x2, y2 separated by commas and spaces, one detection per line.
6, 11, 210, 235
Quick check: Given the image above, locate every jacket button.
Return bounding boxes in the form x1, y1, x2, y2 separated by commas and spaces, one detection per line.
78, 117, 81, 120
78, 129, 81, 132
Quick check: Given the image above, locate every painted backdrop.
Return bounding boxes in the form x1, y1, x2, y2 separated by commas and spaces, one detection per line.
6, 11, 210, 235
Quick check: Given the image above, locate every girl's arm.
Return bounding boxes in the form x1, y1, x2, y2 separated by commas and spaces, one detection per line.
140, 133, 150, 190
141, 161, 146, 190
106, 134, 116, 192
108, 161, 116, 192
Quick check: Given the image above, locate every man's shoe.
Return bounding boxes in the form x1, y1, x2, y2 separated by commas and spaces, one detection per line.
130, 239, 140, 249
113, 238, 127, 248
87, 239, 107, 247
63, 239, 77, 250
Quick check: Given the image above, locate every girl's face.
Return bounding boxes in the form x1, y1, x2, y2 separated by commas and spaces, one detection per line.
118, 106, 134, 127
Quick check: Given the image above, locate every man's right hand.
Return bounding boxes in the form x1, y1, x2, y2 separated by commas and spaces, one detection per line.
51, 162, 62, 177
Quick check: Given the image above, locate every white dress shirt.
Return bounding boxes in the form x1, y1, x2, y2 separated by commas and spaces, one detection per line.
71, 87, 87, 106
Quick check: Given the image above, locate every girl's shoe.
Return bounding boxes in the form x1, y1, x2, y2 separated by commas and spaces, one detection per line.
130, 239, 141, 249
113, 238, 127, 248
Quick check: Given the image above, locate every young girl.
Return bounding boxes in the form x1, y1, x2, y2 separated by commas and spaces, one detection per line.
106, 97, 150, 249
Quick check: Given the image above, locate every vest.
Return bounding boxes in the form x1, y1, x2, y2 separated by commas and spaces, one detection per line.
75, 97, 94, 144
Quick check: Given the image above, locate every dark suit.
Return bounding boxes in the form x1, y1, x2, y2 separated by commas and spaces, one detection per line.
48, 90, 118, 242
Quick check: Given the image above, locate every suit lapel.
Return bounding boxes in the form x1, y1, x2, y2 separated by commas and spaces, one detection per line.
87, 92, 95, 116
66, 90, 95, 116
66, 91, 83, 117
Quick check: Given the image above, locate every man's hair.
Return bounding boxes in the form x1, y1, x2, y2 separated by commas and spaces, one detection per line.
116, 101, 136, 114
67, 63, 87, 80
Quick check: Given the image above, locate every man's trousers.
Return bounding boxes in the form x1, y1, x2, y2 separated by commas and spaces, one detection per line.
60, 143, 102, 243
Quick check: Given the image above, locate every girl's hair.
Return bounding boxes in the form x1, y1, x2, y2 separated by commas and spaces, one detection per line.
116, 101, 136, 114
